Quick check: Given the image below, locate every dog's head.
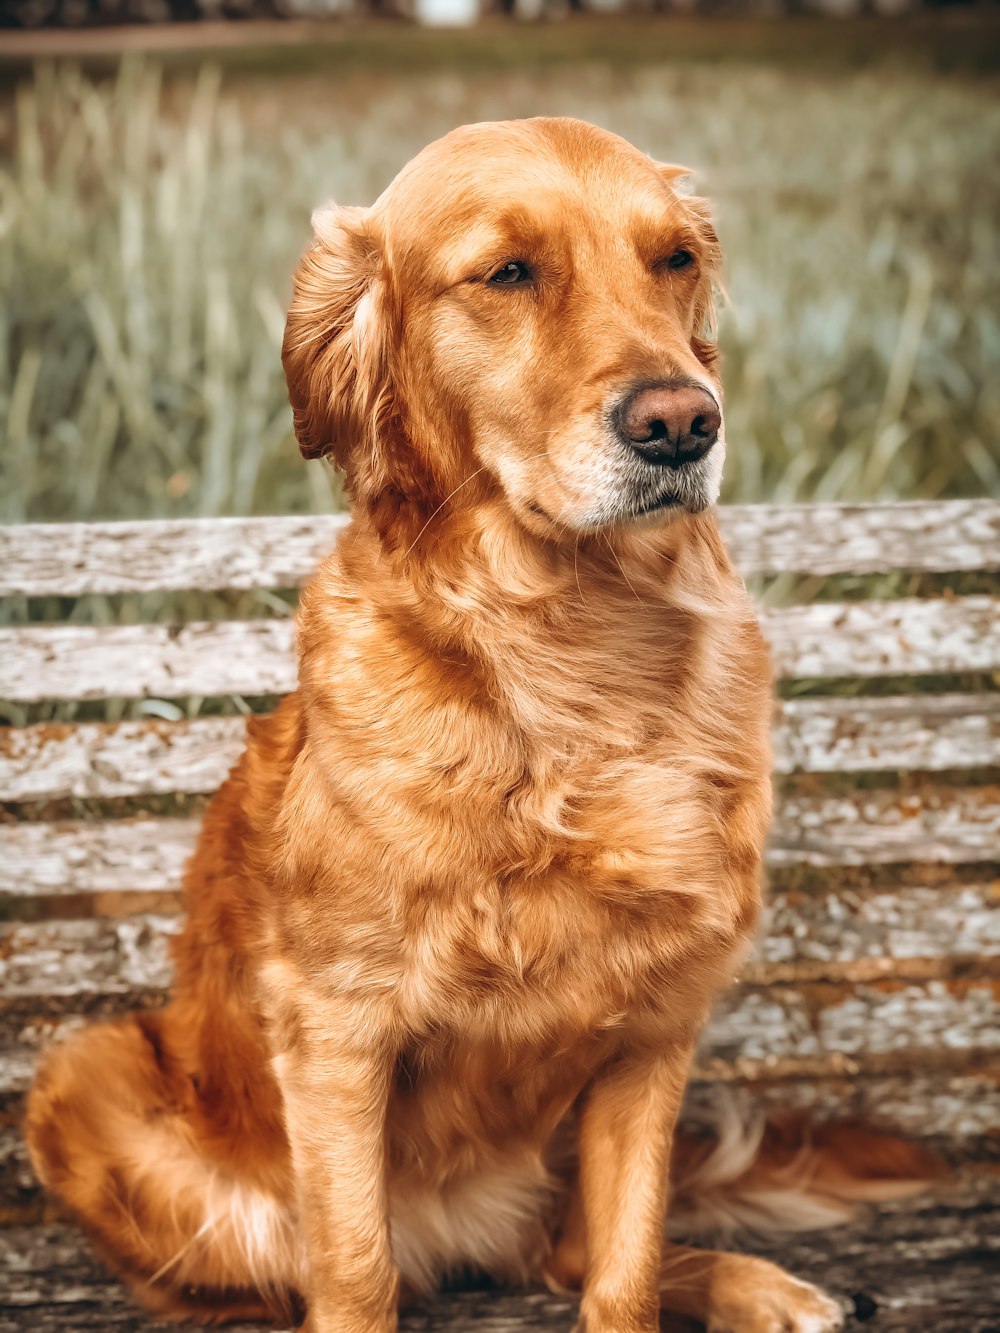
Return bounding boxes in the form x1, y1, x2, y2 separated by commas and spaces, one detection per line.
283, 118, 723, 541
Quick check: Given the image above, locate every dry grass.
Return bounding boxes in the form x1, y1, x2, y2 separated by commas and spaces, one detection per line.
1, 55, 997, 528
0, 51, 996, 727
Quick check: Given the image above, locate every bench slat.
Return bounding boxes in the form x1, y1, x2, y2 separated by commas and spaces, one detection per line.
0, 717, 248, 802
762, 596, 1000, 681
2, 788, 996, 898
770, 785, 1000, 868
3, 883, 996, 999
0, 619, 298, 703
5, 694, 997, 803
3, 501, 997, 596
3, 597, 998, 703
3, 978, 996, 1103
773, 693, 1000, 775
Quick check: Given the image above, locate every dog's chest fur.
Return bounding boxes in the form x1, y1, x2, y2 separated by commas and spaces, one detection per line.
274, 550, 767, 1052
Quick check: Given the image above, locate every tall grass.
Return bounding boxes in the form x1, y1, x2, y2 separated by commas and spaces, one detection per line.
1, 55, 997, 527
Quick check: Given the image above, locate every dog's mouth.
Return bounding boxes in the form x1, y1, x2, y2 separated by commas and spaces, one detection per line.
629, 492, 683, 519
623, 475, 714, 523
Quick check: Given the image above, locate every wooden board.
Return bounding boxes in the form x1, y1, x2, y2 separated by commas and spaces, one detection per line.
5, 695, 998, 803
760, 595, 1000, 681
2, 976, 997, 1106
3, 500, 998, 596
3, 787, 996, 899
5, 598, 998, 704
1, 1172, 998, 1331
4, 879, 998, 1000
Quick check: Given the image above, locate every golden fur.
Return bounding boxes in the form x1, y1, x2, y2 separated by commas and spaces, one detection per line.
27, 119, 934, 1333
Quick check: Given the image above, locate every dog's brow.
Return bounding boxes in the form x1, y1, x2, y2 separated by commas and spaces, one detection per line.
439, 223, 519, 279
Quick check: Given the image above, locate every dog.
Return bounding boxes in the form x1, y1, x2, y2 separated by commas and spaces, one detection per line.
27, 118, 932, 1332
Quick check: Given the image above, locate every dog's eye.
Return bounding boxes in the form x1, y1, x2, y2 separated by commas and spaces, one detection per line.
489, 261, 532, 286
664, 249, 694, 271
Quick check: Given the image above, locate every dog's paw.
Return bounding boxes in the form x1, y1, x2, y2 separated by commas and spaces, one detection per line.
706, 1259, 844, 1333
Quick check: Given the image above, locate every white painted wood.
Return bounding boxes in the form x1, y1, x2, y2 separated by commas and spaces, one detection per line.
4, 883, 995, 999
684, 1069, 1000, 1143
3, 694, 996, 803
0, 717, 249, 802
3, 598, 998, 703
760, 596, 1000, 681
770, 785, 1000, 867
773, 693, 1000, 774
0, 514, 347, 597
0, 817, 200, 897
756, 881, 1000, 968
2, 500, 997, 597
703, 975, 1000, 1069
720, 498, 1000, 577
0, 620, 298, 703
2, 788, 995, 898
2, 978, 995, 1100
0, 917, 181, 997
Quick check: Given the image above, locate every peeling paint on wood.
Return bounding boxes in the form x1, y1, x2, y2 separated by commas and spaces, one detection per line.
760, 595, 1000, 681
4, 695, 997, 804
3, 787, 996, 899
3, 501, 997, 598
4, 597, 1000, 704
774, 693, 1000, 775
2, 977, 996, 1110
3, 882, 997, 1000
0, 717, 248, 803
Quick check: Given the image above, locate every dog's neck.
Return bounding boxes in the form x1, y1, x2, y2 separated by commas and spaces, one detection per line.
316, 497, 743, 749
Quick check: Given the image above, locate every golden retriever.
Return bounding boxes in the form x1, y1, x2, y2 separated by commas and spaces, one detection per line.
27, 118, 928, 1333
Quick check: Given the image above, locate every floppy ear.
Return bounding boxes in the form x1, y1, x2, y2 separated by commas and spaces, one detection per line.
281, 204, 392, 476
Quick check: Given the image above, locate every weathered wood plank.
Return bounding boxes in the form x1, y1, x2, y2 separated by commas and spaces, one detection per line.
0, 917, 181, 998
757, 881, 1000, 967
760, 595, 1000, 681
0, 717, 249, 802
0, 819, 199, 898
2, 1172, 999, 1330
773, 692, 1000, 775
2, 978, 996, 1108
683, 1066, 1000, 1144
4, 881, 997, 1000
770, 785, 1000, 868
5, 695, 997, 804
0, 514, 347, 598
3, 787, 995, 899
3, 501, 998, 597
0, 620, 298, 704
719, 498, 1000, 578
705, 976, 1000, 1069
5, 598, 998, 704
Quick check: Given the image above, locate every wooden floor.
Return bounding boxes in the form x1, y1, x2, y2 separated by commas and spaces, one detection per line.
1, 1173, 997, 1333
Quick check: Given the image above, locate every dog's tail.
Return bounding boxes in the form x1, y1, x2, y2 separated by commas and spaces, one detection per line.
668, 1099, 947, 1240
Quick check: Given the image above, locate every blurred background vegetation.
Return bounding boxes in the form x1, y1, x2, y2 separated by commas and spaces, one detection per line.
0, 18, 996, 724
1, 21, 998, 531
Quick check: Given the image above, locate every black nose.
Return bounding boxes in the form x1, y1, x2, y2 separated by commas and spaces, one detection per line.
618, 383, 721, 467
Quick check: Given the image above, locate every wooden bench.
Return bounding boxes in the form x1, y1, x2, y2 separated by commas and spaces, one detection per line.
1, 499, 998, 1331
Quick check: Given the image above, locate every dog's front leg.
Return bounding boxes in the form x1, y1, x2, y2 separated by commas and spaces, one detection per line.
274, 989, 398, 1333
574, 1042, 693, 1333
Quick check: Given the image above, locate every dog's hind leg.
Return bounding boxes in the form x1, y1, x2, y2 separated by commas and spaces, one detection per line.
25, 1011, 302, 1326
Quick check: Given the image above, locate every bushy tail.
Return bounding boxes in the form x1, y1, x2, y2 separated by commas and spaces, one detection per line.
668, 1099, 947, 1240
25, 1012, 301, 1326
